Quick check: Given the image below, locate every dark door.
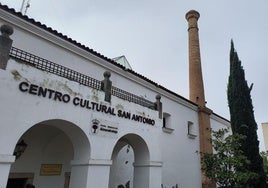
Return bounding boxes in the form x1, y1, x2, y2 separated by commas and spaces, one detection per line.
6, 178, 27, 188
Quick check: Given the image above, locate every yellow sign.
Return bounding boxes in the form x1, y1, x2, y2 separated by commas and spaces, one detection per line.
40, 164, 62, 176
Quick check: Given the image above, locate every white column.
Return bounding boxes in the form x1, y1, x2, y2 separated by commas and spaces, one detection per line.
148, 161, 162, 188
0, 154, 15, 188
133, 161, 162, 188
70, 159, 112, 188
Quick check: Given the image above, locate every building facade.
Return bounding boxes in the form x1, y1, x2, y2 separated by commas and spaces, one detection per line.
262, 123, 268, 151
0, 4, 229, 188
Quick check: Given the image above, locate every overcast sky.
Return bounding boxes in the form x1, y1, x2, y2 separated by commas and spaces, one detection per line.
1, 0, 268, 149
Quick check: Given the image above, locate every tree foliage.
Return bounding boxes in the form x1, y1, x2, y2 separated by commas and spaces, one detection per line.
227, 40, 267, 187
260, 151, 268, 178
202, 128, 259, 188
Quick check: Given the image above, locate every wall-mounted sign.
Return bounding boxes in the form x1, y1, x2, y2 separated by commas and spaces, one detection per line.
91, 119, 119, 138
40, 164, 62, 176
18, 81, 155, 125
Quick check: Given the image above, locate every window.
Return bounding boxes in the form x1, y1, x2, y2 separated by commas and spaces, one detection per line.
187, 121, 197, 139
163, 112, 170, 128
162, 112, 174, 133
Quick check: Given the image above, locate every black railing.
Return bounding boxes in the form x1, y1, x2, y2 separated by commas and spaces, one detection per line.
9, 47, 156, 109
9, 47, 102, 90
112, 86, 155, 109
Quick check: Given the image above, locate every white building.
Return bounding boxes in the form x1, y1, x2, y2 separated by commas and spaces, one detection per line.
262, 123, 268, 151
0, 4, 229, 188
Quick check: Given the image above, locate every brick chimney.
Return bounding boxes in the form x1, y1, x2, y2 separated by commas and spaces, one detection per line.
186, 10, 215, 188
185, 10, 205, 106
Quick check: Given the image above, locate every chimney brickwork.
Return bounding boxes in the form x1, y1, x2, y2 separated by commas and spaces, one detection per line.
186, 10, 215, 188
186, 10, 205, 106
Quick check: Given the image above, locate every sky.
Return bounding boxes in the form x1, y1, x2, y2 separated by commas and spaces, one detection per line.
1, 0, 268, 149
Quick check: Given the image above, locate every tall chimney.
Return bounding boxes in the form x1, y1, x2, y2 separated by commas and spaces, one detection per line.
185, 10, 205, 106
186, 10, 215, 188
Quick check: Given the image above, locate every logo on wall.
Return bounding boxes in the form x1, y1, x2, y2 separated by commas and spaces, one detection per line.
91, 119, 100, 134
90, 118, 118, 137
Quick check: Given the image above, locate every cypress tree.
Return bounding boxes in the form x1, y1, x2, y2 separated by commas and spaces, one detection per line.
227, 40, 267, 187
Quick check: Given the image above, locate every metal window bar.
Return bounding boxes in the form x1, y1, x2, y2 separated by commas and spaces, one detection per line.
9, 47, 156, 110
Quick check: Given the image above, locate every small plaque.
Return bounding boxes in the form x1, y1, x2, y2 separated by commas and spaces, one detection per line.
40, 164, 62, 176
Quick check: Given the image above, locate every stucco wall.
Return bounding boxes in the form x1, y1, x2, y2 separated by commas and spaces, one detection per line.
0, 9, 230, 188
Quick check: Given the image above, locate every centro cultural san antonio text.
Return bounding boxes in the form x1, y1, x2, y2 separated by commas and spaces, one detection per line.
18, 81, 155, 126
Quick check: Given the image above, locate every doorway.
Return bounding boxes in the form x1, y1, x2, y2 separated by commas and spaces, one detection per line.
109, 134, 150, 188
7, 172, 34, 188
6, 178, 27, 188
8, 119, 90, 188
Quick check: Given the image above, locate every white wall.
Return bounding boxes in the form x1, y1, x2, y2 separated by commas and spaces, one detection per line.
0, 9, 230, 188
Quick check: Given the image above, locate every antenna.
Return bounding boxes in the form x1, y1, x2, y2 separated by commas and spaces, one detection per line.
20, 0, 31, 15
24, 0, 31, 15
20, 0, 26, 13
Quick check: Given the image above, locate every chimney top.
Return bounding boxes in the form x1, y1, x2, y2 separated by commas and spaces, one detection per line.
185, 10, 200, 21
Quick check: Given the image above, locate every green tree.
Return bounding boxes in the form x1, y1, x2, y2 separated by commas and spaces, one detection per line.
260, 151, 268, 178
202, 128, 258, 188
227, 40, 267, 187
